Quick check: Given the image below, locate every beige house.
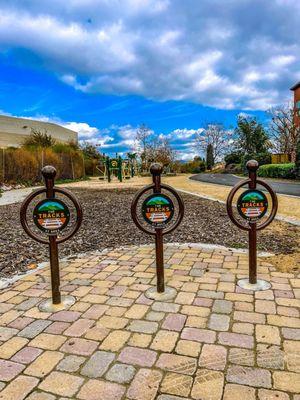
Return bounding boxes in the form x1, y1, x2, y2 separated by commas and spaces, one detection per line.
0, 115, 77, 148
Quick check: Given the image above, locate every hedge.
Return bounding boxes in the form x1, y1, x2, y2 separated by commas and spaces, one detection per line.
257, 163, 295, 179
242, 152, 271, 168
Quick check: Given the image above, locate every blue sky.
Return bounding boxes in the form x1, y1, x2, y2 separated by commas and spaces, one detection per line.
0, 0, 299, 159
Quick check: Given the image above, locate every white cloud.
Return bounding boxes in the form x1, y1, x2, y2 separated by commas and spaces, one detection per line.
0, 0, 299, 109
6, 113, 114, 145
4, 108, 207, 160
171, 128, 203, 140
63, 122, 98, 138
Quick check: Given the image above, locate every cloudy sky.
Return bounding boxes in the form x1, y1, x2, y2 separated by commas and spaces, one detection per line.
0, 0, 299, 159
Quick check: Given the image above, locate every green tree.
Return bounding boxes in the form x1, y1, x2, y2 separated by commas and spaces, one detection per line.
206, 143, 214, 170
235, 116, 269, 154
80, 142, 101, 159
180, 157, 206, 173
224, 151, 243, 166
127, 152, 137, 160
23, 128, 56, 148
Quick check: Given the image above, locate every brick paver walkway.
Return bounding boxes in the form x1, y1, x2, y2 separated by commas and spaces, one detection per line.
0, 243, 299, 399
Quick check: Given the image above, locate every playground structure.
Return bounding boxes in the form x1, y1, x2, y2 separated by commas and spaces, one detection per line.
96, 155, 138, 182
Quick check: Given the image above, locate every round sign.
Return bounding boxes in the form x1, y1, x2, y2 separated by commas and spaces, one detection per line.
110, 159, 118, 168
142, 193, 174, 227
33, 198, 70, 235
237, 189, 268, 222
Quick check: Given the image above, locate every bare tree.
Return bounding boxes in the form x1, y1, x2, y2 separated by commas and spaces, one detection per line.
135, 124, 153, 170
195, 124, 233, 164
147, 137, 177, 168
268, 103, 300, 162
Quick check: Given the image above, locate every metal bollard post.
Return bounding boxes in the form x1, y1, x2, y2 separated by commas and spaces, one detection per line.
131, 163, 184, 300
20, 166, 83, 311
226, 160, 278, 291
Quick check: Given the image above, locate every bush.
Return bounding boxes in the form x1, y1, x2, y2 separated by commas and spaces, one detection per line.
2, 146, 86, 184
224, 151, 243, 166
242, 152, 271, 168
224, 163, 243, 174
4, 148, 39, 183
257, 163, 295, 179
192, 160, 206, 173
180, 159, 206, 173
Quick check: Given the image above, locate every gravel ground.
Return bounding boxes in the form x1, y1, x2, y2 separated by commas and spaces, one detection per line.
0, 188, 299, 278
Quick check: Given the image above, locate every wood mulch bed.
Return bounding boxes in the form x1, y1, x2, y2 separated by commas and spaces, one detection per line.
0, 188, 299, 278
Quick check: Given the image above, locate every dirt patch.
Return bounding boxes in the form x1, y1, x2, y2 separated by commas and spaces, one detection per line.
0, 188, 299, 278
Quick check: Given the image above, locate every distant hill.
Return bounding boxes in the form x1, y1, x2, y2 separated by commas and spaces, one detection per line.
38, 201, 65, 212
147, 196, 169, 205
242, 192, 264, 202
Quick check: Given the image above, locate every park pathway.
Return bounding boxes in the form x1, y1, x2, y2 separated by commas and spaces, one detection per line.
0, 243, 299, 399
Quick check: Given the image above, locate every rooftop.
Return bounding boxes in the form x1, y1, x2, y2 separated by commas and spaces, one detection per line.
290, 81, 300, 91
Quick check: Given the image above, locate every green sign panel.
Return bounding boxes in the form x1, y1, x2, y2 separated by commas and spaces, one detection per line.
33, 198, 70, 235
237, 189, 268, 222
110, 159, 118, 169
142, 194, 174, 227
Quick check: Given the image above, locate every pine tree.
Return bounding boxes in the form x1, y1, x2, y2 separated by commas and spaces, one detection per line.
206, 143, 214, 170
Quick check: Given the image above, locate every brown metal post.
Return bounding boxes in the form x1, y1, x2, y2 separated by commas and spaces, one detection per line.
155, 228, 164, 292
42, 166, 61, 304
247, 160, 259, 284
150, 163, 165, 292
49, 236, 61, 304
248, 225, 257, 284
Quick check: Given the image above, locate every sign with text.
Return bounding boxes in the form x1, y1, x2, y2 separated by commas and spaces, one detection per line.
237, 189, 268, 222
33, 198, 70, 235
142, 193, 174, 227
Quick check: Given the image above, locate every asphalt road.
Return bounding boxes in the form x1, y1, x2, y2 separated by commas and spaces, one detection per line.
190, 173, 300, 197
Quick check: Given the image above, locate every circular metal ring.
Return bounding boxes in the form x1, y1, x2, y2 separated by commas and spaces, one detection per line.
226, 178, 278, 232
254, 179, 278, 231
53, 188, 83, 243
20, 187, 83, 244
131, 183, 184, 236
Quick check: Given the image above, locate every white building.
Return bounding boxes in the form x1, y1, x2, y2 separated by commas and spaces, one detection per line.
0, 115, 77, 148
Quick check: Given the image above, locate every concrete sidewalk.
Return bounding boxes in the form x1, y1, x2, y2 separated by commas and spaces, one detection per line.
0, 243, 299, 399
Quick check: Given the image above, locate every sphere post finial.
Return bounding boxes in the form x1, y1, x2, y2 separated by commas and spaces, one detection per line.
246, 160, 259, 172
42, 165, 57, 180
150, 163, 163, 176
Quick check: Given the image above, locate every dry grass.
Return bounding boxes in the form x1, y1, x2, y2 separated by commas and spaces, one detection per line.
265, 252, 300, 273
163, 175, 300, 222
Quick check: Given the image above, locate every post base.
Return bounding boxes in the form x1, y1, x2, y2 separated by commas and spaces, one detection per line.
237, 278, 271, 291
145, 286, 177, 301
38, 295, 76, 312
